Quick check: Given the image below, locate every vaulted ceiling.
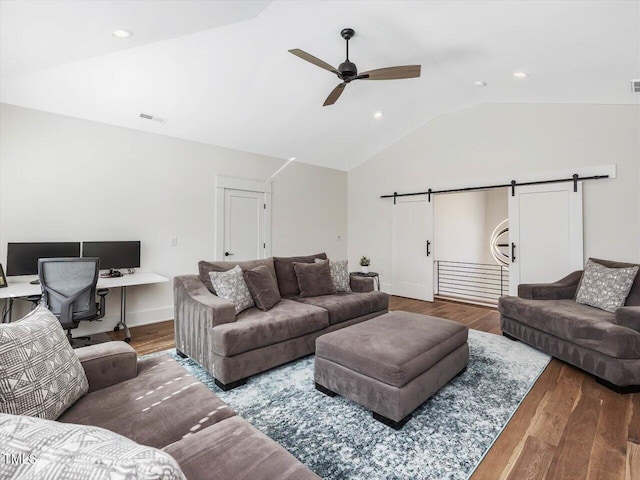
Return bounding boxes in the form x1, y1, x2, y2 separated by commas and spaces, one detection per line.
1, 0, 638, 171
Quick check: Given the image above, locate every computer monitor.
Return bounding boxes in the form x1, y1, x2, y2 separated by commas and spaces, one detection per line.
6, 242, 81, 276
82, 241, 141, 270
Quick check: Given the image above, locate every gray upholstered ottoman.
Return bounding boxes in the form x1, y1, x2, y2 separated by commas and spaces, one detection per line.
314, 311, 469, 429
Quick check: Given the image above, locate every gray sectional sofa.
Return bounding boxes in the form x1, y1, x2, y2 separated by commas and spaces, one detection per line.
499, 258, 640, 393
174, 253, 389, 389
61, 342, 320, 479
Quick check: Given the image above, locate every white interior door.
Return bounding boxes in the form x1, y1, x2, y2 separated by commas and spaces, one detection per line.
223, 189, 266, 261
392, 196, 434, 301
509, 182, 584, 295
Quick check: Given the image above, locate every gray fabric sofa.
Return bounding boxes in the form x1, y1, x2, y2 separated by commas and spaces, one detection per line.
60, 341, 319, 479
174, 253, 389, 389
499, 258, 640, 393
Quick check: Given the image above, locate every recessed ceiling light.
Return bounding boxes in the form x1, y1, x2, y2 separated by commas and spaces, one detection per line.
112, 29, 133, 39
513, 72, 529, 78
373, 111, 384, 119
474, 81, 487, 87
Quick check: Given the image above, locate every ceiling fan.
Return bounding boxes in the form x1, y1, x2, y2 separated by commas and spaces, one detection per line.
289, 28, 421, 106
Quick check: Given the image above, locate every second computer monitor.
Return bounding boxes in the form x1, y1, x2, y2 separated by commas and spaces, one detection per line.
82, 241, 141, 270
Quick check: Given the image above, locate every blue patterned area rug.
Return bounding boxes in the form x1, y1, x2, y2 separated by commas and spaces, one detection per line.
153, 330, 550, 480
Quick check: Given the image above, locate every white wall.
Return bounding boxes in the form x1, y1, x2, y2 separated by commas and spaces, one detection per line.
434, 192, 487, 264
0, 103, 347, 333
434, 189, 508, 266
484, 188, 509, 264
348, 103, 640, 291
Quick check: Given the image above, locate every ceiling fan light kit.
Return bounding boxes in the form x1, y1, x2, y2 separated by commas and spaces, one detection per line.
289, 27, 422, 106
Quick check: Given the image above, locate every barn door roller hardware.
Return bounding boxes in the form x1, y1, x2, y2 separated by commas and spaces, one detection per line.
381, 174, 609, 202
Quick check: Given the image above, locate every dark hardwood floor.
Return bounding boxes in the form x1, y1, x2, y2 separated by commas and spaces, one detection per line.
110, 296, 640, 480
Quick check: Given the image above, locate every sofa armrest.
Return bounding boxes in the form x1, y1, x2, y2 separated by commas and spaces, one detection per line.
75, 342, 138, 393
518, 270, 583, 300
350, 275, 374, 293
616, 307, 640, 333
174, 275, 236, 328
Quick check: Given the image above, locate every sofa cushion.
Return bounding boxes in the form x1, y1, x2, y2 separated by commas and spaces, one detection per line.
0, 412, 186, 480
499, 297, 640, 359
211, 299, 329, 357
294, 261, 336, 297
315, 259, 351, 292
576, 259, 638, 312
273, 253, 327, 297
243, 265, 281, 311
294, 291, 389, 325
164, 416, 320, 480
209, 265, 255, 314
591, 258, 640, 306
315, 311, 468, 388
199, 258, 277, 295
0, 305, 88, 420
59, 355, 235, 448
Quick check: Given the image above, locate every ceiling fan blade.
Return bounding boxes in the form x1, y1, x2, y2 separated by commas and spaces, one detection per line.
289, 49, 339, 74
359, 65, 421, 80
323, 83, 346, 106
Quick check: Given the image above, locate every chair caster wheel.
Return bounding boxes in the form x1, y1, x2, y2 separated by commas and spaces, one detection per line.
114, 326, 120, 332
124, 338, 131, 343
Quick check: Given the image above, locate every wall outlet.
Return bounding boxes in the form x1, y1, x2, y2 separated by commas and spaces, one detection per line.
170, 237, 178, 247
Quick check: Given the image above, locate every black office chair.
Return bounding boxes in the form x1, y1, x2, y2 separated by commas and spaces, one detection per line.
38, 257, 109, 347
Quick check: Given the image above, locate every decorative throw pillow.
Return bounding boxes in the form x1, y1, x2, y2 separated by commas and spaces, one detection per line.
0, 305, 89, 420
0, 413, 186, 480
243, 265, 282, 311
209, 265, 255, 314
315, 258, 351, 292
293, 261, 337, 297
576, 259, 639, 312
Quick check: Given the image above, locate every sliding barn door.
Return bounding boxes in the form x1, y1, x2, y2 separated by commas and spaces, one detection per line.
508, 182, 584, 295
392, 197, 434, 301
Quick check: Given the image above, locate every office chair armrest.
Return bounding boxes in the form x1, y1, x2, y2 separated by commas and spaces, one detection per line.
96, 288, 109, 319
75, 341, 138, 393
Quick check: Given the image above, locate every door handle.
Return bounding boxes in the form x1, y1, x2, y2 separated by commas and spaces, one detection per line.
426, 240, 431, 257
224, 252, 234, 257
511, 243, 516, 263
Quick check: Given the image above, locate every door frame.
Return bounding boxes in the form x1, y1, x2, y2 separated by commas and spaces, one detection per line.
508, 181, 584, 296
216, 176, 272, 261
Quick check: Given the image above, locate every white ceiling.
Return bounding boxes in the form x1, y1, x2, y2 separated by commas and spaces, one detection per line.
1, 0, 638, 171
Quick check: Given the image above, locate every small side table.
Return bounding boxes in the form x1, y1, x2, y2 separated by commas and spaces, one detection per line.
350, 272, 381, 291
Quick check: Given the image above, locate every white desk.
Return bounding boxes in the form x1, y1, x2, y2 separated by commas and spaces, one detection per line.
0, 272, 169, 342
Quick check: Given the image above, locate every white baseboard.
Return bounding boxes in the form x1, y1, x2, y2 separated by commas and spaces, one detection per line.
73, 306, 174, 337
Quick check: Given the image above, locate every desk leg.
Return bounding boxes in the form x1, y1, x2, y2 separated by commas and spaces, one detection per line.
114, 286, 131, 343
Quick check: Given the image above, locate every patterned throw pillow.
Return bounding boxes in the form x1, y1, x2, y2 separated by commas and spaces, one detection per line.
0, 305, 89, 420
315, 259, 351, 292
209, 265, 255, 314
0, 413, 186, 480
576, 259, 639, 313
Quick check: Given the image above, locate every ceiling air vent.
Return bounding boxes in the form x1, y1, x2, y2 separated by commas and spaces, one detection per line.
631, 79, 640, 93
139, 113, 167, 124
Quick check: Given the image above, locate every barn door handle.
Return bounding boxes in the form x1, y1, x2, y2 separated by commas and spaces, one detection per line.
426, 240, 431, 257
225, 252, 234, 257
511, 243, 516, 263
